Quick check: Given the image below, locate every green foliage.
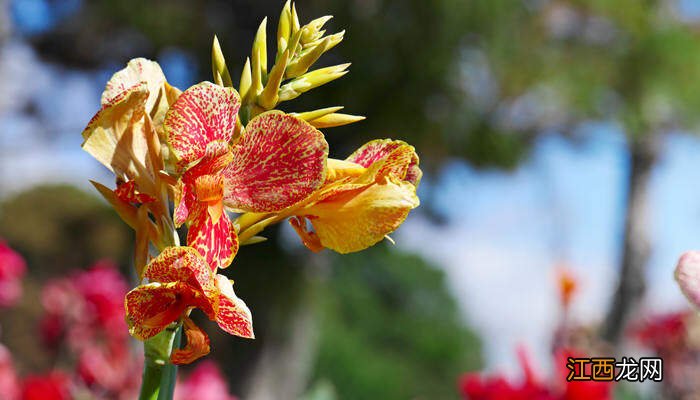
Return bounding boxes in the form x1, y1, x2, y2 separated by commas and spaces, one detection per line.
310, 245, 482, 399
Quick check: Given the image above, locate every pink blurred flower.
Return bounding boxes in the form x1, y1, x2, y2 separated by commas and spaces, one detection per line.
174, 361, 237, 400
0, 240, 26, 308
0, 345, 20, 400
38, 261, 142, 397
40, 261, 129, 351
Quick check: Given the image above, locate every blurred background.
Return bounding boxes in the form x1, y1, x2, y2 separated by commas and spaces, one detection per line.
3, 0, 700, 399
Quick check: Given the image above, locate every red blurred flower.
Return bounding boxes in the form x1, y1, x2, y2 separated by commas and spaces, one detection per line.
459, 347, 613, 400
174, 361, 237, 400
631, 311, 688, 353
20, 372, 70, 400
0, 240, 26, 308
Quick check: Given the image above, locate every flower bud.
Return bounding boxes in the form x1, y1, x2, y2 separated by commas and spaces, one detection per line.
675, 251, 700, 308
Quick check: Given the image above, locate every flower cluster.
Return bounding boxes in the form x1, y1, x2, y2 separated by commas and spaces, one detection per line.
81, 1, 421, 365
39, 261, 139, 398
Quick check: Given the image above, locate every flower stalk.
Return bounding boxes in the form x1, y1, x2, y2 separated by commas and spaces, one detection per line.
139, 324, 182, 400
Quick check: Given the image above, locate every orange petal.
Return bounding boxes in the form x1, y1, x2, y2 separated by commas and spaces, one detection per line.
187, 211, 239, 270
194, 175, 225, 223
170, 317, 211, 365
288, 216, 323, 252
165, 82, 240, 167
222, 112, 328, 212
213, 275, 254, 338
125, 282, 189, 340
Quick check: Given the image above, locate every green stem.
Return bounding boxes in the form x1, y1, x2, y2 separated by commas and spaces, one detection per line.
138, 324, 182, 400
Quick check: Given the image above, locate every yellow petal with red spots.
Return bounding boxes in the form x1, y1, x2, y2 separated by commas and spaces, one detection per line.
100, 58, 180, 138
187, 210, 239, 270
102, 58, 166, 109
170, 317, 211, 365
347, 139, 421, 185
142, 247, 216, 297
300, 178, 419, 254
165, 82, 240, 167
346, 139, 407, 168
213, 275, 254, 338
125, 282, 190, 340
222, 112, 328, 212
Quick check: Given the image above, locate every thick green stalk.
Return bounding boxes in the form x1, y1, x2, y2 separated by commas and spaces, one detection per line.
138, 324, 182, 400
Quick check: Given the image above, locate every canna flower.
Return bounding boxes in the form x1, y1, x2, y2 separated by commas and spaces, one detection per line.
284, 139, 421, 254
165, 82, 327, 269
125, 247, 254, 364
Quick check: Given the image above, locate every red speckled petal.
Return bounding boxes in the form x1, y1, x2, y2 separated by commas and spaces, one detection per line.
188, 141, 233, 177
187, 210, 238, 270
173, 180, 194, 227
170, 317, 211, 365
115, 180, 156, 204
223, 112, 328, 212
213, 275, 254, 338
125, 282, 189, 340
165, 82, 240, 167
142, 247, 215, 296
